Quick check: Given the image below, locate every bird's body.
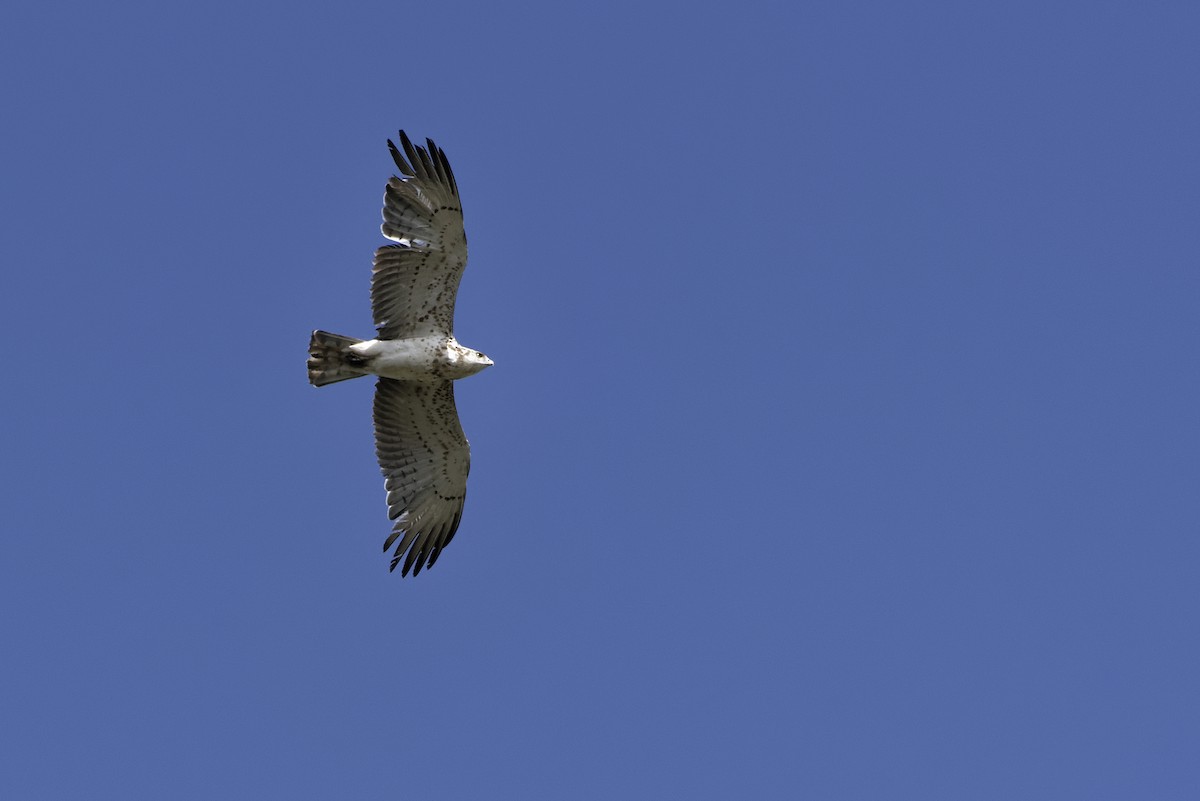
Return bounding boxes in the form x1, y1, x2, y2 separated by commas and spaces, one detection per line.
356, 335, 492, 381
307, 131, 490, 576
316, 334, 492, 383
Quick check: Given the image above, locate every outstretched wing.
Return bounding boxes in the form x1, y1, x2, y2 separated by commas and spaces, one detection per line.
372, 131, 467, 340
373, 377, 470, 576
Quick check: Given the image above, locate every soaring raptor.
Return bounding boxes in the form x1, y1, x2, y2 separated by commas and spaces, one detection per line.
308, 131, 491, 576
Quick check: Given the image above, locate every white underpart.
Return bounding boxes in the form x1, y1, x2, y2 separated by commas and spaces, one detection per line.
350, 335, 492, 382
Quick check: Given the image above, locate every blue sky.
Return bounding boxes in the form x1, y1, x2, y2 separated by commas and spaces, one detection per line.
3, 1, 1199, 798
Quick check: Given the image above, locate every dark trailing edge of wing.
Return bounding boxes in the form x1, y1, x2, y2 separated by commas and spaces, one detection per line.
387, 130, 459, 198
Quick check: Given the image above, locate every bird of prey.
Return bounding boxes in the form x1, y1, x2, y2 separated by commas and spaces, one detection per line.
308, 131, 492, 576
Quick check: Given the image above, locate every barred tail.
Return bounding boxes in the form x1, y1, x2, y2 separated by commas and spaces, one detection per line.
308, 330, 368, 386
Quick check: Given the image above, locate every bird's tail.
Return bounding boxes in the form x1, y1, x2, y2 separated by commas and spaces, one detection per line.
308, 330, 368, 387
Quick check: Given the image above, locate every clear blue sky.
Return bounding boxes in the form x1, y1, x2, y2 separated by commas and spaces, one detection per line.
3, 1, 1198, 798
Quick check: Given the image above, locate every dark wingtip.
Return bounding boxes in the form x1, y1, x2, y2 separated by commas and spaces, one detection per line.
436, 145, 459, 196
387, 130, 457, 196
398, 130, 421, 175
388, 135, 414, 176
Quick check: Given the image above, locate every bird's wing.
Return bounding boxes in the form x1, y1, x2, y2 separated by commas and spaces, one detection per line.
372, 131, 467, 340
373, 377, 470, 576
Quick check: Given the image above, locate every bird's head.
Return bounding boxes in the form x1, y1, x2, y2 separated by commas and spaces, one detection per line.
448, 343, 494, 378
468, 349, 494, 370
